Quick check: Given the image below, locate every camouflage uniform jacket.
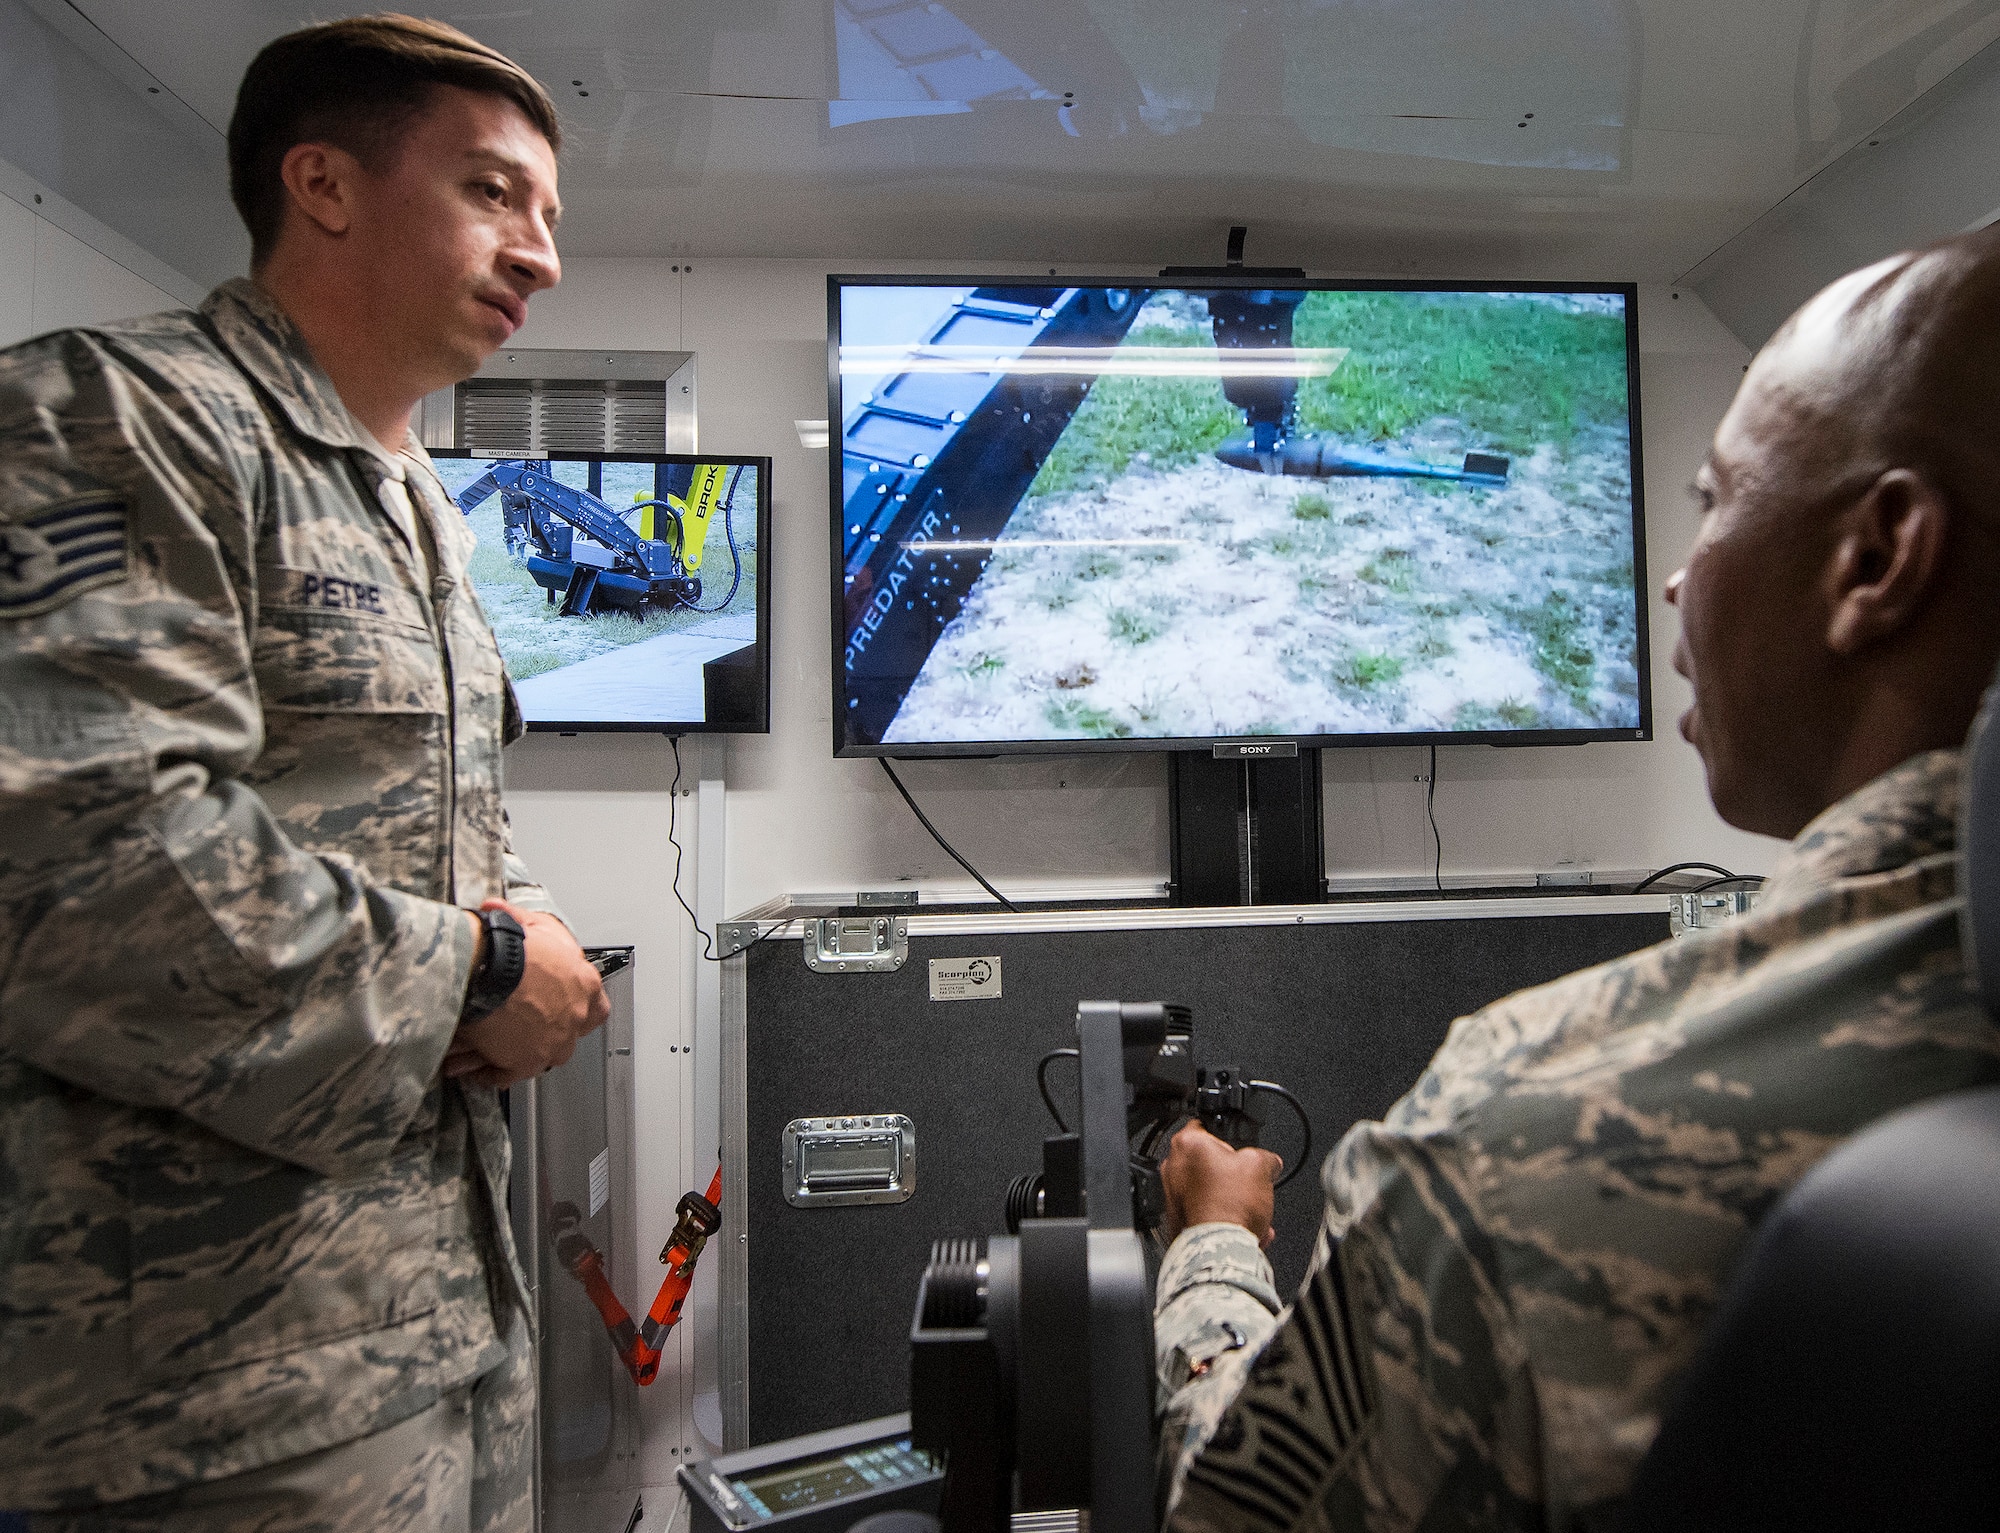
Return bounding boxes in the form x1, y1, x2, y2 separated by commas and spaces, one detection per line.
0, 279, 557, 1509
1156, 748, 1998, 1533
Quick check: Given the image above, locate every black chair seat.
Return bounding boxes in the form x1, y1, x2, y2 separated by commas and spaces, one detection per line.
1621, 1083, 2000, 1533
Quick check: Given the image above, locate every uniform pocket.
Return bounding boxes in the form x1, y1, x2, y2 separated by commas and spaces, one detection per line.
128, 1136, 442, 1383
252, 574, 445, 715
245, 573, 454, 914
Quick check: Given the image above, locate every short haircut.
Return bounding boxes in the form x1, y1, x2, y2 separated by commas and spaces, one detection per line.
1763, 225, 2000, 530
228, 13, 561, 266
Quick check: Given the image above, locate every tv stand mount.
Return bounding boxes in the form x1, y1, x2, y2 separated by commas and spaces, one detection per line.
1159, 223, 1306, 281
1158, 229, 1321, 907
1169, 743, 1325, 908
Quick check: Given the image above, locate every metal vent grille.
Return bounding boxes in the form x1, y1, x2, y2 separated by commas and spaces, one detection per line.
456, 377, 668, 454
607, 384, 666, 451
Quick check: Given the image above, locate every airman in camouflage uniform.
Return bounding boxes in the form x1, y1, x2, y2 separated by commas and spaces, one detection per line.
0, 17, 590, 1530
1157, 749, 1997, 1530
0, 274, 548, 1524
1154, 227, 2000, 1532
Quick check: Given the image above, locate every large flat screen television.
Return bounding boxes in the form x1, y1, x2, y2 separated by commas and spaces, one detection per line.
829, 277, 1648, 757
434, 450, 770, 733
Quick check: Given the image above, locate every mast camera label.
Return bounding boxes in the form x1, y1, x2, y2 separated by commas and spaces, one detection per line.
929, 956, 1002, 1002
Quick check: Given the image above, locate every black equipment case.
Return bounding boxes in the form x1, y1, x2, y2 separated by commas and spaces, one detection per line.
715, 894, 1675, 1449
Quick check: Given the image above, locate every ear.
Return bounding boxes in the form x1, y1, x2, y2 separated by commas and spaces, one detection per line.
1823, 469, 1952, 655
276, 142, 361, 241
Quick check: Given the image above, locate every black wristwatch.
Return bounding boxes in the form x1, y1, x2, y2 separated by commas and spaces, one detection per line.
462, 907, 527, 1022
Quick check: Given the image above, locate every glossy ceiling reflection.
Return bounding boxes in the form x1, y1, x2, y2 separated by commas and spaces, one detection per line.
51, 0, 2000, 277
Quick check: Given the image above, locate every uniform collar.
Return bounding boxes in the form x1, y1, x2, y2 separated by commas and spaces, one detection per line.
201, 279, 455, 507
1762, 748, 1963, 904
200, 278, 372, 454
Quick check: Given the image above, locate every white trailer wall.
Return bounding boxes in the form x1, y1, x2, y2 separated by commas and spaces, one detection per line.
504, 258, 1772, 917
0, 171, 185, 345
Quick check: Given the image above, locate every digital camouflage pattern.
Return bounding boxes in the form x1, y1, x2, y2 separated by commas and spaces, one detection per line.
1157, 748, 1999, 1533
19, 1315, 533, 1533
0, 280, 556, 1510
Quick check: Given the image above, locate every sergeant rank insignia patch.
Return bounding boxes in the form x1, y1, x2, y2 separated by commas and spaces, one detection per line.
0, 498, 128, 618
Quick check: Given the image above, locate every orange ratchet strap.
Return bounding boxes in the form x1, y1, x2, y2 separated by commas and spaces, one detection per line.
550, 1166, 722, 1386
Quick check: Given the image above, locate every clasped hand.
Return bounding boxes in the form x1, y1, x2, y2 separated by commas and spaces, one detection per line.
442, 898, 610, 1088
1160, 1118, 1284, 1250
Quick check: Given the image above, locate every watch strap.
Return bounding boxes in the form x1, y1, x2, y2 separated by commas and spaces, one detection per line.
463, 907, 527, 1021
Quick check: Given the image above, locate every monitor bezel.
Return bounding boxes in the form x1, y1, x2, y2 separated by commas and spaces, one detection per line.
826, 273, 1651, 759
435, 447, 774, 735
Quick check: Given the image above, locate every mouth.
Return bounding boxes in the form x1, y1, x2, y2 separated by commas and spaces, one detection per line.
477, 292, 526, 334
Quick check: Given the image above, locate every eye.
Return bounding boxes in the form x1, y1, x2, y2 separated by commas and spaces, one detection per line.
1687, 481, 1715, 514
475, 179, 508, 204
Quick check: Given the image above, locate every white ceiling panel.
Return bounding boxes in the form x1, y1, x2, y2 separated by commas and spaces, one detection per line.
50, 0, 2000, 279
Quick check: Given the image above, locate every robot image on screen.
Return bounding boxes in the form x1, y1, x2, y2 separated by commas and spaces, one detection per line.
833, 281, 1648, 755
434, 451, 771, 733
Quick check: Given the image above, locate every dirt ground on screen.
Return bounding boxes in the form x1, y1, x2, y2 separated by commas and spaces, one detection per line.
884, 289, 1639, 743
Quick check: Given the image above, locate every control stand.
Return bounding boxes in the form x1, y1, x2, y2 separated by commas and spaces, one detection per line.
907, 1001, 1172, 1533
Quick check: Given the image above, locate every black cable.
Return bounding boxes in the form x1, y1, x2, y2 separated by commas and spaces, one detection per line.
1252, 1081, 1313, 1190
1037, 1048, 1079, 1133
1685, 874, 1765, 894
667, 735, 722, 960
632, 466, 745, 617
877, 758, 1018, 912
1629, 861, 1742, 894
687, 465, 745, 614
630, 498, 684, 549
1039, 1046, 1314, 1193
667, 735, 780, 962
1426, 744, 1443, 893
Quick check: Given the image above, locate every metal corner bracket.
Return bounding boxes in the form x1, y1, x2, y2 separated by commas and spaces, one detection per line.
715, 921, 769, 959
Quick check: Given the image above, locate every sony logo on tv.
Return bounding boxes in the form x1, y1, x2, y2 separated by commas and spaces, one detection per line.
1212, 741, 1300, 759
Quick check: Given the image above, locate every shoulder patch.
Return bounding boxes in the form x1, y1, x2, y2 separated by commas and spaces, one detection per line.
0, 498, 128, 618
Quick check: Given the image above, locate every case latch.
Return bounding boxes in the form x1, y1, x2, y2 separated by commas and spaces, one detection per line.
781, 1115, 917, 1207
1669, 889, 1762, 937
802, 915, 908, 973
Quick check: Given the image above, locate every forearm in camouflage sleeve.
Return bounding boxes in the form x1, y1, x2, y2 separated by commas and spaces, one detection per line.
1154, 1223, 1285, 1515
0, 330, 474, 1178
1161, 1123, 1538, 1533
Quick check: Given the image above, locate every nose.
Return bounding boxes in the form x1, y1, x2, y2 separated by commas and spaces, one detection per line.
508, 218, 561, 295
1663, 567, 1685, 607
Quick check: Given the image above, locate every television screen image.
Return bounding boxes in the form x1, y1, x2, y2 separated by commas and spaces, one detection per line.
433, 451, 770, 732
831, 279, 1648, 756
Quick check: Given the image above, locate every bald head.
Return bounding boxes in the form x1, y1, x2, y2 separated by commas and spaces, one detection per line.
1666, 227, 2000, 839
1750, 227, 2000, 533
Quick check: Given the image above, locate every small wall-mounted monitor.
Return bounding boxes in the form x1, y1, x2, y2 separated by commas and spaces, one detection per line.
434, 450, 771, 733
829, 277, 1649, 757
